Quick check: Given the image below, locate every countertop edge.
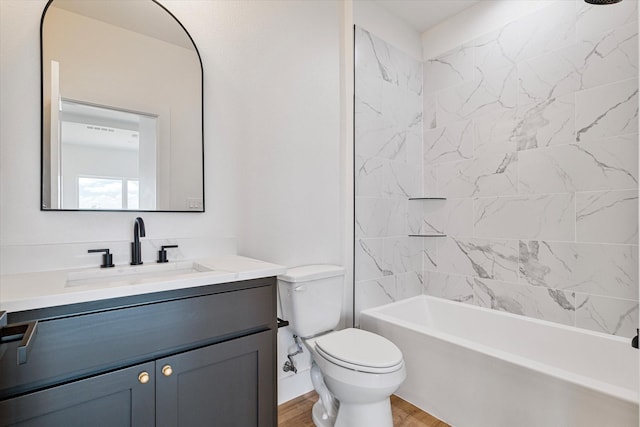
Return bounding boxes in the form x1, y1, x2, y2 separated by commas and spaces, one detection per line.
0, 255, 287, 313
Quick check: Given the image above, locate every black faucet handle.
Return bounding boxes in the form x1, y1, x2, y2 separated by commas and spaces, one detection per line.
157, 245, 179, 263
88, 249, 115, 268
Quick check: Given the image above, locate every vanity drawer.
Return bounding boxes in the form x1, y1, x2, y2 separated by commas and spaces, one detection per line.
0, 282, 275, 399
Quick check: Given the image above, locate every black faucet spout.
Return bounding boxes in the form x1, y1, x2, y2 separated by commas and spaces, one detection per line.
131, 217, 146, 265
134, 217, 146, 240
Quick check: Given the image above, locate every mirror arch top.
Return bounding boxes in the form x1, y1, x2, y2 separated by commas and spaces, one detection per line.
40, 0, 204, 212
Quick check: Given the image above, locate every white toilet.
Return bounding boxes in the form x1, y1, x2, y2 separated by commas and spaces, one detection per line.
278, 265, 406, 427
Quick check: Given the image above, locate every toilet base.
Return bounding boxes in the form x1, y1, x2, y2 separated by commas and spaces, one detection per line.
311, 397, 393, 427
333, 398, 393, 427
312, 400, 336, 427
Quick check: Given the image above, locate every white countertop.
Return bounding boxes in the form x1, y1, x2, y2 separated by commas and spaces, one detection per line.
0, 255, 286, 313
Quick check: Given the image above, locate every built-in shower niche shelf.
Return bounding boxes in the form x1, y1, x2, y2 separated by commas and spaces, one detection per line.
408, 197, 447, 200
408, 197, 446, 237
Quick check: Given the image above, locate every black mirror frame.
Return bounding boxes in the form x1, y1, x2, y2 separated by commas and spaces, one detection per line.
39, 0, 205, 212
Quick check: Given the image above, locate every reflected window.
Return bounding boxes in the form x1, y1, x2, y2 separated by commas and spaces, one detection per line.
77, 176, 140, 210
78, 177, 122, 209
127, 179, 139, 210
58, 99, 157, 210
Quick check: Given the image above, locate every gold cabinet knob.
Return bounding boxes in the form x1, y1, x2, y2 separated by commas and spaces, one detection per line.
138, 371, 150, 384
162, 365, 173, 377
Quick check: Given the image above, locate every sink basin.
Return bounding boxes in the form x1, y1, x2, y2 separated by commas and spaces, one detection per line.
66, 261, 222, 288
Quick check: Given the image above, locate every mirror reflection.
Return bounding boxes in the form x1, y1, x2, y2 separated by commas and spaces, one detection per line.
41, 0, 204, 211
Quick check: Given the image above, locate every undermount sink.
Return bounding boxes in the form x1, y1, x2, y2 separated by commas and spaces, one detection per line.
66, 261, 222, 288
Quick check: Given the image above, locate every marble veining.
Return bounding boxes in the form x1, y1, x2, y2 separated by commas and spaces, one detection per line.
474, 194, 575, 240
576, 189, 638, 244
355, 27, 423, 317
515, 0, 577, 62
386, 237, 422, 275
436, 65, 517, 126
414, 198, 473, 238
355, 155, 387, 198
355, 272, 423, 323
570, 22, 638, 91
437, 237, 519, 282
355, 198, 405, 238
473, 108, 519, 155
575, 78, 638, 142
355, 28, 422, 95
355, 238, 391, 282
575, 293, 639, 337
423, 119, 474, 164
517, 22, 637, 105
423, 93, 437, 129
468, 23, 520, 75
439, 198, 474, 237
424, 46, 474, 94
519, 240, 638, 300
354, 276, 396, 324
576, 0, 638, 40
518, 51, 580, 106
357, 1, 638, 337
474, 278, 575, 326
518, 135, 638, 193
438, 151, 518, 198
422, 239, 438, 271
423, 271, 474, 304
516, 94, 576, 150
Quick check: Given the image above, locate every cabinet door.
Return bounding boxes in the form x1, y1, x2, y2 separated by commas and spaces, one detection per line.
156, 330, 275, 427
0, 361, 155, 427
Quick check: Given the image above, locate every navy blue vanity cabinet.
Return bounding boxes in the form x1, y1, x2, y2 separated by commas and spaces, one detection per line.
0, 278, 277, 427
0, 361, 156, 426
156, 330, 273, 426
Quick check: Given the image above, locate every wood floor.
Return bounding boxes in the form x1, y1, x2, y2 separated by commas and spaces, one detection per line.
278, 391, 450, 427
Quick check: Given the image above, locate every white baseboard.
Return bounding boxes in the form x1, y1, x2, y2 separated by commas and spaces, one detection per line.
278, 368, 314, 405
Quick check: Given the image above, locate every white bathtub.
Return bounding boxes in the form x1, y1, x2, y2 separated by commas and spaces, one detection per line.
360, 295, 639, 427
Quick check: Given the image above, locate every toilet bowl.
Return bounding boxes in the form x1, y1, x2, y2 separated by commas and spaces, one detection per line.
305, 328, 406, 427
278, 265, 406, 427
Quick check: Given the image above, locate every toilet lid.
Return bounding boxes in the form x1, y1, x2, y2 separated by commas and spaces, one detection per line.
314, 328, 403, 373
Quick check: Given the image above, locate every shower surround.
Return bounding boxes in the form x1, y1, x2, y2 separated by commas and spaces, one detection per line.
355, 0, 639, 338
354, 27, 424, 322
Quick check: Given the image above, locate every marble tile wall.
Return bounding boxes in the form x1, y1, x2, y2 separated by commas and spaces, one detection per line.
354, 27, 424, 322
421, 0, 639, 338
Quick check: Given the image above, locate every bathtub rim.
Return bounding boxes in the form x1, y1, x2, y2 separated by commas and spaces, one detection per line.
360, 295, 639, 405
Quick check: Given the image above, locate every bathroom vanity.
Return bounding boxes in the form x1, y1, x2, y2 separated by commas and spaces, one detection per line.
0, 256, 284, 426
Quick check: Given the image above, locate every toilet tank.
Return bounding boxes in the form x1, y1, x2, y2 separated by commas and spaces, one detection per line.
278, 265, 345, 338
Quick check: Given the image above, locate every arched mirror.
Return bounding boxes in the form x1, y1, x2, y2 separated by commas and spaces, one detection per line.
41, 0, 204, 212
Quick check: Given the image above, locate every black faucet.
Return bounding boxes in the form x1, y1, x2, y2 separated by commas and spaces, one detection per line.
130, 217, 146, 265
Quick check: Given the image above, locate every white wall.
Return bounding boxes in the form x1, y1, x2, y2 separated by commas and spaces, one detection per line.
0, 0, 347, 273
353, 0, 422, 60
0, 0, 235, 268
0, 0, 349, 406
230, 0, 344, 270
207, 0, 347, 403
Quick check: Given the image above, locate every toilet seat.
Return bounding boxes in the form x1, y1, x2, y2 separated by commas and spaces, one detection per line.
314, 328, 403, 374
